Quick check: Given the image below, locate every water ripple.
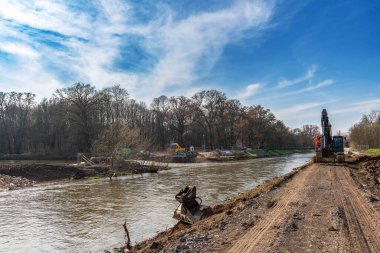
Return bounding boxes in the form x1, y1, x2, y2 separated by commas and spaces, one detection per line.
0, 153, 312, 252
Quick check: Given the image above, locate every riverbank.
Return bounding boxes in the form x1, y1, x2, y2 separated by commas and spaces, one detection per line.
0, 151, 310, 189
125, 154, 380, 253
194, 149, 311, 163
0, 153, 313, 252
121, 161, 312, 252
0, 162, 163, 190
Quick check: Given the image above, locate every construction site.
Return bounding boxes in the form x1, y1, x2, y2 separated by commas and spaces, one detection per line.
130, 155, 380, 253
0, 108, 379, 253
1, 1, 379, 252
123, 109, 380, 253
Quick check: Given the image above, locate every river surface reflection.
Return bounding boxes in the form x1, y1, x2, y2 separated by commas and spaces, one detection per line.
0, 153, 312, 252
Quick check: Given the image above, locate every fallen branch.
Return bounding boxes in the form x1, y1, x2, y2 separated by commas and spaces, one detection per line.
123, 219, 132, 251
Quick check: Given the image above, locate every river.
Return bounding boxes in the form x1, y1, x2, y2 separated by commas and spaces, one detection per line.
0, 153, 312, 252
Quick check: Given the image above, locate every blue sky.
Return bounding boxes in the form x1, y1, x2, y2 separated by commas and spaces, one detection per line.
0, 0, 379, 132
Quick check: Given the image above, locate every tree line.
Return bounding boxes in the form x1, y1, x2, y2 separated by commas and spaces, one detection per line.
349, 110, 380, 148
0, 83, 319, 157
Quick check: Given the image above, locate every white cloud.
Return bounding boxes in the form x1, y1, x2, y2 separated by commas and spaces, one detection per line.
0, 57, 63, 98
0, 1, 93, 38
136, 0, 273, 100
0, 0, 274, 101
257, 79, 334, 101
282, 79, 334, 96
331, 98, 380, 114
236, 83, 261, 99
297, 79, 334, 93
272, 98, 339, 118
0, 0, 136, 97
276, 65, 316, 88
0, 42, 39, 59
276, 102, 322, 115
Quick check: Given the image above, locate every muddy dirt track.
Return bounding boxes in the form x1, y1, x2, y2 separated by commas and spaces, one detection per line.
229, 164, 380, 253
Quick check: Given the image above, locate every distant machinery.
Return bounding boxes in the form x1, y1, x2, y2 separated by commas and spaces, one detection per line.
169, 143, 197, 162
315, 109, 344, 162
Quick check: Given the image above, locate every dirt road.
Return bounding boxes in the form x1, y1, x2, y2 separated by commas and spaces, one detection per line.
229, 164, 380, 253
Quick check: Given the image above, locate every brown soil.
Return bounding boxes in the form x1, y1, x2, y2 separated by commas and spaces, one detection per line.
0, 163, 87, 181
128, 157, 380, 253
0, 174, 35, 190
0, 162, 161, 189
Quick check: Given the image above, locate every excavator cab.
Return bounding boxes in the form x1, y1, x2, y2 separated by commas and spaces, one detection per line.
333, 136, 345, 162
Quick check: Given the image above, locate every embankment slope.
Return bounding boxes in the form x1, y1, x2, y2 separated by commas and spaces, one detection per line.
130, 161, 380, 253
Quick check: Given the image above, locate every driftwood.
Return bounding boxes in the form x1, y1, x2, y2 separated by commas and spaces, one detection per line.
123, 219, 132, 251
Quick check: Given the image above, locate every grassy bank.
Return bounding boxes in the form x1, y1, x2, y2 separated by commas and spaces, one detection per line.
366, 149, 380, 154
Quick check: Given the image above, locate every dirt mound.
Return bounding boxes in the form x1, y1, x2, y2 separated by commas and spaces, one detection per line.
359, 159, 380, 184
0, 164, 84, 181
0, 174, 35, 190
350, 154, 380, 164
0, 162, 165, 183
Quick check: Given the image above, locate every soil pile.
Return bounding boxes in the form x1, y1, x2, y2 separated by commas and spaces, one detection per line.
0, 174, 35, 190
359, 159, 380, 184
0, 164, 84, 181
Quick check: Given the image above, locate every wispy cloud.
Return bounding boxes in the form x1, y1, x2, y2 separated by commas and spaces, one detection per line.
236, 83, 261, 99
0, 42, 39, 59
276, 65, 316, 88
258, 79, 334, 101
0, 0, 131, 97
331, 98, 380, 114
0, 1, 93, 38
273, 99, 338, 120
136, 0, 274, 100
276, 102, 323, 115
295, 79, 334, 93
0, 0, 275, 101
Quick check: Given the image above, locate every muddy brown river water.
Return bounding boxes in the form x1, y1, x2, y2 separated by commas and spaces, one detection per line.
0, 153, 312, 253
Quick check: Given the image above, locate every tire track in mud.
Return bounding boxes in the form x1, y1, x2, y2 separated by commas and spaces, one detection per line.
272, 164, 346, 253
335, 167, 380, 252
228, 164, 315, 253
228, 164, 380, 253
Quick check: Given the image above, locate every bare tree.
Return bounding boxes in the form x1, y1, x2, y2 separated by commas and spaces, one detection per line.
0, 84, 321, 157
0, 92, 35, 154
350, 110, 380, 148
55, 83, 100, 152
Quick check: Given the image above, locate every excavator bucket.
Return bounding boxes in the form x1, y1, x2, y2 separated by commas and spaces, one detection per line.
173, 186, 211, 224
